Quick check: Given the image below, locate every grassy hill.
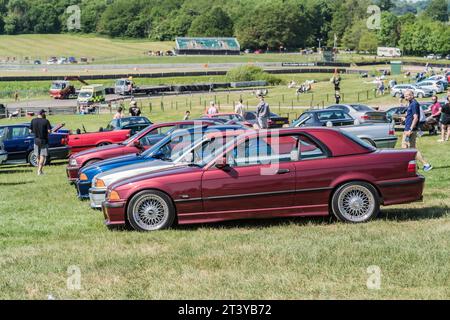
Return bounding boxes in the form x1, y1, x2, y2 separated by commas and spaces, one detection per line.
0, 34, 174, 63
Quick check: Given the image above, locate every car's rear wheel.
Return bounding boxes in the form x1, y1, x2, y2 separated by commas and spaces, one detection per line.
28, 152, 50, 167
331, 182, 380, 223
127, 190, 176, 232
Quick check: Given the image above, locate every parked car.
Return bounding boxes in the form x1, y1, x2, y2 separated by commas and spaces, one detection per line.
46, 57, 57, 64
101, 127, 425, 231
326, 104, 387, 123
66, 120, 215, 182
105, 117, 152, 136
33, 60, 42, 65
201, 113, 251, 126
243, 111, 289, 128
67, 127, 131, 155
416, 80, 444, 94
0, 123, 70, 166
427, 75, 448, 89
88, 126, 247, 208
390, 84, 433, 98
293, 109, 397, 148
445, 54, 450, 60
68, 57, 78, 64
57, 57, 68, 64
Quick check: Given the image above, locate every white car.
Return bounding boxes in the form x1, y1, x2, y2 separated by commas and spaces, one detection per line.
427, 75, 448, 86
416, 80, 445, 94
390, 84, 433, 98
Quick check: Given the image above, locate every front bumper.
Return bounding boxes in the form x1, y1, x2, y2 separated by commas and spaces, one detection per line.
102, 200, 127, 226
89, 187, 107, 209
76, 179, 92, 199
373, 137, 398, 149
66, 165, 81, 182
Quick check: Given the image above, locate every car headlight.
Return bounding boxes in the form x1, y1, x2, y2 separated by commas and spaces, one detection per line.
108, 190, 121, 201
69, 158, 78, 166
95, 179, 106, 188
79, 173, 88, 181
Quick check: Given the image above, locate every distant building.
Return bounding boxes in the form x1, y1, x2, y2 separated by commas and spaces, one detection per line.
175, 37, 241, 55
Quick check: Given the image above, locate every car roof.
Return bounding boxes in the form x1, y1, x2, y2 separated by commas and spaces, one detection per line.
307, 109, 348, 114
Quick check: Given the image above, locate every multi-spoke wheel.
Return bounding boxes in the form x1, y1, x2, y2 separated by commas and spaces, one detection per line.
127, 190, 176, 231
331, 182, 380, 223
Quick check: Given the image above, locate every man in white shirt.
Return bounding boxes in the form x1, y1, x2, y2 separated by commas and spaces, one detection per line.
234, 99, 244, 117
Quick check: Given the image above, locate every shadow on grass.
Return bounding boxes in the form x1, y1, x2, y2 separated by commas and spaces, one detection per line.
432, 165, 450, 170
0, 169, 33, 174
107, 207, 449, 233
0, 181, 34, 186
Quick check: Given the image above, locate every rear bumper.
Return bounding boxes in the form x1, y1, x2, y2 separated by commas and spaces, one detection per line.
373, 137, 398, 149
89, 187, 107, 209
102, 201, 127, 226
66, 165, 81, 182
49, 146, 70, 160
377, 175, 425, 206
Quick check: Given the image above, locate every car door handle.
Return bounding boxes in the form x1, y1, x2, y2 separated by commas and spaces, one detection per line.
276, 169, 290, 174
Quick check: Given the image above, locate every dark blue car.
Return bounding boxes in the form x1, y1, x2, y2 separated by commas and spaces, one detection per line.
76, 125, 245, 198
0, 123, 70, 166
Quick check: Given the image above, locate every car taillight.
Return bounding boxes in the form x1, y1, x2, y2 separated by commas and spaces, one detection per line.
361, 115, 370, 120
389, 129, 395, 136
407, 160, 417, 174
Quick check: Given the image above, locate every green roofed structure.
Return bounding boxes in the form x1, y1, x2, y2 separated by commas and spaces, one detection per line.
175, 37, 241, 55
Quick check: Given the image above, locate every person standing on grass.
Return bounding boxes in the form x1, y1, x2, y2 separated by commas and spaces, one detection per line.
335, 91, 341, 104
206, 102, 219, 115
438, 94, 450, 142
402, 90, 432, 172
235, 99, 245, 117
183, 110, 191, 120
426, 96, 442, 135
256, 95, 270, 129
30, 109, 52, 176
129, 101, 141, 117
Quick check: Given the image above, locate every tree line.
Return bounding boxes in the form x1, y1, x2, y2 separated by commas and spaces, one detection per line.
0, 0, 448, 55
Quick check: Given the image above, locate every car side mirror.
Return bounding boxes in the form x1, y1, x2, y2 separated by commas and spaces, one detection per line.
215, 157, 230, 170
134, 140, 144, 151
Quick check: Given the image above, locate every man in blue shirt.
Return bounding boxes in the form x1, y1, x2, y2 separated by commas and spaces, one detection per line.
402, 90, 432, 172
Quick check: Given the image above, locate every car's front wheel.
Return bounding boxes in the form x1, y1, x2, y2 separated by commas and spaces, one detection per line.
331, 182, 380, 223
127, 190, 176, 232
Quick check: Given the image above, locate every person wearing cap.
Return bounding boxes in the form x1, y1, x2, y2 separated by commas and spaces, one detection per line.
256, 95, 271, 129
30, 109, 52, 175
129, 100, 141, 117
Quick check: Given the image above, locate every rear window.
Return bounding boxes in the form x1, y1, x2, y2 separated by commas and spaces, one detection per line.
340, 131, 376, 151
350, 105, 373, 112
317, 111, 352, 121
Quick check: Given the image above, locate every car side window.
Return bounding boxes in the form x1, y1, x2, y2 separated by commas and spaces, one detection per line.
10, 126, 29, 139
140, 126, 175, 146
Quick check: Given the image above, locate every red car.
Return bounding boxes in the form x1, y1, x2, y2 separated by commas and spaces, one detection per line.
102, 128, 424, 231
66, 120, 215, 181
68, 129, 131, 154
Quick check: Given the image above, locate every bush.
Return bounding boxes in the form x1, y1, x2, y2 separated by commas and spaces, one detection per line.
226, 65, 283, 85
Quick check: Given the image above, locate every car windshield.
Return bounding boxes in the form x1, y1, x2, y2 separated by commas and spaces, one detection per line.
79, 92, 92, 98
350, 105, 373, 112
51, 83, 64, 89
317, 111, 352, 121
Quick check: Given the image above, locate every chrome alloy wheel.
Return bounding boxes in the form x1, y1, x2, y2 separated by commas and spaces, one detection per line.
132, 194, 169, 231
337, 185, 375, 222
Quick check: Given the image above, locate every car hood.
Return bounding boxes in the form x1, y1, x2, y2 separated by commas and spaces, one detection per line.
82, 154, 150, 179
94, 159, 182, 187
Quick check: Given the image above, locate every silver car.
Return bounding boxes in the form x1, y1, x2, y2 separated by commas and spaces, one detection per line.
416, 80, 444, 94
326, 104, 387, 123
391, 84, 432, 98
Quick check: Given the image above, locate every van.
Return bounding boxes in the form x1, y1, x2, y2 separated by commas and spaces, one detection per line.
77, 85, 105, 106
377, 47, 401, 57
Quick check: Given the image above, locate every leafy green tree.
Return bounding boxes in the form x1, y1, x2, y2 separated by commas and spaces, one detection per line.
358, 30, 378, 52
424, 0, 449, 22
378, 11, 400, 46
188, 6, 233, 37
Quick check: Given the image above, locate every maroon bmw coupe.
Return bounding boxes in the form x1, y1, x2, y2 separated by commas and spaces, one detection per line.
102, 127, 424, 231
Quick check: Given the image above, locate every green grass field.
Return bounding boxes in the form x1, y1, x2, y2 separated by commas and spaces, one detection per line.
1, 34, 448, 66
0, 106, 449, 299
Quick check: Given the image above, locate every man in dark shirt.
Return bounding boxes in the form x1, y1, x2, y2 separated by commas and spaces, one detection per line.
129, 101, 141, 117
402, 90, 432, 172
30, 109, 52, 175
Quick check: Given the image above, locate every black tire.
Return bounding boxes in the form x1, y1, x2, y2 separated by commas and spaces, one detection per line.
331, 181, 380, 223
28, 152, 38, 167
127, 190, 176, 232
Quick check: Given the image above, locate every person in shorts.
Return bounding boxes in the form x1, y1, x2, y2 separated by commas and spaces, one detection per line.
438, 94, 450, 142
402, 90, 432, 172
30, 109, 52, 175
